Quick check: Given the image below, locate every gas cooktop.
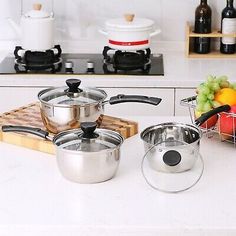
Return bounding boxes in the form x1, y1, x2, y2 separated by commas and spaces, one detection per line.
0, 53, 164, 76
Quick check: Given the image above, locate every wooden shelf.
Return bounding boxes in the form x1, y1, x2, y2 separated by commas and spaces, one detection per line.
188, 50, 236, 58
185, 22, 236, 58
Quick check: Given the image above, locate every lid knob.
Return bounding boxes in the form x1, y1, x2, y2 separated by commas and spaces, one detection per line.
163, 150, 182, 167
124, 13, 135, 22
66, 79, 82, 93
81, 122, 99, 139
33, 3, 42, 11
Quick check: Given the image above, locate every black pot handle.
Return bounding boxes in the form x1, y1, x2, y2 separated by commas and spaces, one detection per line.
109, 94, 162, 106
2, 125, 50, 140
195, 105, 231, 126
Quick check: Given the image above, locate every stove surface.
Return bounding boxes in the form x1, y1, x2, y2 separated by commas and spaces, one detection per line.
0, 53, 164, 76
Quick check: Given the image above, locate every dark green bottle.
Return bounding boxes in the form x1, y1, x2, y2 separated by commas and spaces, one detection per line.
194, 0, 212, 54
220, 0, 236, 54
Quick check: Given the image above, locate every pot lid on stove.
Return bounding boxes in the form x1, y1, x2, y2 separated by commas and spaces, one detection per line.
38, 79, 107, 106
24, 3, 52, 18
105, 14, 154, 31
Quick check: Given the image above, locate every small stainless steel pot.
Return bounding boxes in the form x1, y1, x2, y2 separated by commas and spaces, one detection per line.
38, 79, 162, 133
2, 122, 124, 184
140, 105, 231, 173
140, 105, 231, 193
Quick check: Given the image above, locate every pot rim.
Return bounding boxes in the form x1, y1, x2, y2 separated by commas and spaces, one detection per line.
140, 122, 203, 147
52, 128, 124, 153
105, 17, 154, 31
38, 86, 108, 108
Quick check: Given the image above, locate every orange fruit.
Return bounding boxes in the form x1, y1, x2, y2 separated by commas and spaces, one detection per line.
214, 88, 236, 106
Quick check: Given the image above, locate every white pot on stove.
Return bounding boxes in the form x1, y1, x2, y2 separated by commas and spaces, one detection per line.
8, 3, 54, 51
99, 14, 161, 51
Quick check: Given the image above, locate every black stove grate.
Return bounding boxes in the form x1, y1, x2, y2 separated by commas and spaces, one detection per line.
0, 51, 164, 75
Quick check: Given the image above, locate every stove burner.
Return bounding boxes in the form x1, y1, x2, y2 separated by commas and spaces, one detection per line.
103, 46, 151, 74
14, 45, 62, 73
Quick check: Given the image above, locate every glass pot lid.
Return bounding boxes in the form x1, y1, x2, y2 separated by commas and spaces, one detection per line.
141, 140, 204, 193
53, 122, 124, 152
38, 79, 107, 106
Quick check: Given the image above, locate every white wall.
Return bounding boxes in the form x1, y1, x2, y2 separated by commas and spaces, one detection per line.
0, 0, 228, 42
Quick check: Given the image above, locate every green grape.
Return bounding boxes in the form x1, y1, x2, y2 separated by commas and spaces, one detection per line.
211, 82, 221, 92
220, 80, 230, 88
207, 93, 214, 100
196, 75, 231, 114
197, 94, 207, 103
212, 100, 221, 108
197, 84, 205, 93
196, 102, 204, 112
201, 86, 210, 95
203, 101, 212, 112
217, 75, 228, 82
206, 75, 215, 83
215, 77, 222, 84
205, 81, 214, 90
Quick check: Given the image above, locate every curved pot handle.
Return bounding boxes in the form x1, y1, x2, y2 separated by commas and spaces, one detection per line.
108, 94, 162, 106
150, 29, 161, 37
98, 28, 108, 35
195, 105, 231, 127
2, 125, 51, 140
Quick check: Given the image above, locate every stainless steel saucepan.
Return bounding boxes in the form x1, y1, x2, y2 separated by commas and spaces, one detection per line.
2, 122, 124, 184
140, 104, 231, 193
38, 79, 162, 133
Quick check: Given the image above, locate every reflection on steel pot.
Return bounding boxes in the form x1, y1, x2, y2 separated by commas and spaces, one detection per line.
140, 104, 231, 193
99, 14, 161, 51
2, 122, 124, 184
38, 79, 162, 133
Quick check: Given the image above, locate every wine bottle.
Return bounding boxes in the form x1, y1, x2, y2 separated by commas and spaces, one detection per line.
194, 0, 212, 54
220, 0, 236, 54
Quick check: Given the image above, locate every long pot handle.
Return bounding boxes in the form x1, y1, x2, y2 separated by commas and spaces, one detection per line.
108, 94, 162, 106
195, 104, 231, 126
150, 29, 161, 37
98, 28, 108, 35
2, 125, 52, 141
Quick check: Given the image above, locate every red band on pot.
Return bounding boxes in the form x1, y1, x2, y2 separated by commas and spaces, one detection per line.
109, 39, 149, 46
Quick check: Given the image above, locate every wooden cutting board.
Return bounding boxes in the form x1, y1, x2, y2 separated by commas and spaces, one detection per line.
0, 103, 138, 154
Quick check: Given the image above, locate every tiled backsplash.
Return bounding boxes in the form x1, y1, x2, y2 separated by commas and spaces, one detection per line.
0, 0, 229, 42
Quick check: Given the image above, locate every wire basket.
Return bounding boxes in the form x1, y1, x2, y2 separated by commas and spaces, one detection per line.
180, 96, 236, 146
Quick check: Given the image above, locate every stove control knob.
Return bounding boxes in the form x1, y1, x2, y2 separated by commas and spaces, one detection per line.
87, 61, 94, 74
65, 61, 74, 73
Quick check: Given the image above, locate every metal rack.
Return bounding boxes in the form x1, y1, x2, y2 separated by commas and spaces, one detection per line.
180, 95, 236, 146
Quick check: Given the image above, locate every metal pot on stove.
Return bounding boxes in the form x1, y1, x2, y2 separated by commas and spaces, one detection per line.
99, 14, 161, 51
38, 79, 162, 133
8, 3, 54, 51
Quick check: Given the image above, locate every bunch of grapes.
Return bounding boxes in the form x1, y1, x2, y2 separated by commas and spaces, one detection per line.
196, 75, 236, 113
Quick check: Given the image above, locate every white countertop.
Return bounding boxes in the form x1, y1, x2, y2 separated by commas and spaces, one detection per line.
0, 41, 236, 88
1, 115, 236, 236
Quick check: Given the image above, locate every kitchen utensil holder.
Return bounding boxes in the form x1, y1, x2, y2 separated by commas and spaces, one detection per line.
185, 22, 236, 58
180, 95, 236, 146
